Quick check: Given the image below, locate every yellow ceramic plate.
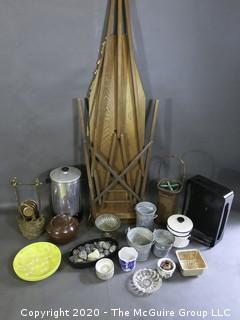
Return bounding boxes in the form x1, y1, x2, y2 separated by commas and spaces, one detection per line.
13, 242, 61, 281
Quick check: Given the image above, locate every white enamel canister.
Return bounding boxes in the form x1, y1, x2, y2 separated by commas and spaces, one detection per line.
167, 214, 193, 248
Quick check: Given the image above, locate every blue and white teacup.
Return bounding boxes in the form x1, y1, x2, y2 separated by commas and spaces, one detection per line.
118, 247, 138, 272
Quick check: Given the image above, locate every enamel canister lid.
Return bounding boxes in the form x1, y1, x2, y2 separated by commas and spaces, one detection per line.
167, 214, 193, 236
50, 166, 81, 183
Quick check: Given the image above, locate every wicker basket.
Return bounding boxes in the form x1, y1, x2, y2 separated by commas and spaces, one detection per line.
157, 155, 185, 226
17, 215, 45, 240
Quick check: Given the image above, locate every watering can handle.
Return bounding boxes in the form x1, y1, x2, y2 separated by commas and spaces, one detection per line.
158, 155, 186, 184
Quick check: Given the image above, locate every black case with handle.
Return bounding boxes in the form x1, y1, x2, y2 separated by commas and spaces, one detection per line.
182, 175, 234, 247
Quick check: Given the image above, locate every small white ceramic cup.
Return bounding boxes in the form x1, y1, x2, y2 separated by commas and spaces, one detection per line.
157, 258, 176, 279
118, 247, 138, 272
95, 258, 114, 280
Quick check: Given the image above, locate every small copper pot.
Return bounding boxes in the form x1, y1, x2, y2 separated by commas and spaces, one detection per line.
46, 214, 79, 244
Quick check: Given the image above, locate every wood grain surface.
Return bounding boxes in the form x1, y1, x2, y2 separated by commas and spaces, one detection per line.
86, 0, 156, 221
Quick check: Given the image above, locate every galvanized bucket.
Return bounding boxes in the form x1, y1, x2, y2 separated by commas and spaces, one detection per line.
152, 229, 175, 258
127, 227, 154, 261
157, 155, 186, 226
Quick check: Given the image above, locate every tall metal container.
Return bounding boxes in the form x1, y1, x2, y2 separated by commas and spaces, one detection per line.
50, 166, 81, 216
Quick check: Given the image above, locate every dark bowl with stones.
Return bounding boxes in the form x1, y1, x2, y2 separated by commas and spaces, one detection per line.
68, 237, 119, 268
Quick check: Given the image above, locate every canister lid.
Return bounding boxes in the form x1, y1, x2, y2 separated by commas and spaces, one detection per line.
167, 214, 193, 235
50, 166, 81, 183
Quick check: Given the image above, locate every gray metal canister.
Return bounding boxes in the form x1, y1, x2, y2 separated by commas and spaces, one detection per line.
135, 201, 157, 230
153, 229, 175, 258
50, 166, 81, 216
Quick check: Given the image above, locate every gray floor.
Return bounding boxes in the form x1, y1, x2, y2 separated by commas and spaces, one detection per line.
1, 208, 239, 320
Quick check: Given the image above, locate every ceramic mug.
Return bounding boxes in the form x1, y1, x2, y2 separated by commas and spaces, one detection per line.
118, 247, 138, 272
